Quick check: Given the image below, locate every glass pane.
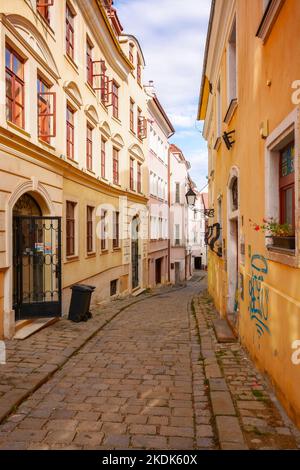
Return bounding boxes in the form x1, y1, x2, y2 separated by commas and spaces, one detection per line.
6, 98, 12, 121
285, 188, 293, 226
5, 48, 11, 68
281, 143, 295, 177
5, 74, 12, 98
15, 81, 23, 105
14, 104, 23, 127
13, 55, 23, 79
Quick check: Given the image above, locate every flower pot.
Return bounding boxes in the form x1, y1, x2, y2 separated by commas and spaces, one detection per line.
272, 236, 295, 250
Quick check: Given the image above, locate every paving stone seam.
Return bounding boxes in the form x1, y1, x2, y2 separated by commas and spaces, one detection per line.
0, 285, 188, 427
189, 296, 219, 450
194, 293, 254, 449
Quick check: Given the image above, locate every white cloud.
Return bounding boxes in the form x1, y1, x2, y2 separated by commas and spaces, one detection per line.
114, 0, 211, 184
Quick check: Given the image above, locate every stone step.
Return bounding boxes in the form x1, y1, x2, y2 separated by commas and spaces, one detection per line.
131, 288, 146, 297
212, 318, 237, 343
14, 317, 59, 340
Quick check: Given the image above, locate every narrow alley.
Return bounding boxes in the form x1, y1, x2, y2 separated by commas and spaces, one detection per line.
0, 276, 299, 450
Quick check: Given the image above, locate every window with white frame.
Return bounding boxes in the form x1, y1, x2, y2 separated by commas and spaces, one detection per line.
227, 18, 237, 105
175, 224, 180, 245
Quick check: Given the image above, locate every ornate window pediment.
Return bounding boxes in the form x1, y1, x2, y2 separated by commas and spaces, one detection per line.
63, 81, 83, 108
84, 105, 99, 126
129, 144, 144, 162
6, 14, 59, 78
111, 133, 125, 148
100, 120, 112, 139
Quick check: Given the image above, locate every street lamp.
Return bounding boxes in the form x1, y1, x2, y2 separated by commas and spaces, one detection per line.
185, 187, 197, 207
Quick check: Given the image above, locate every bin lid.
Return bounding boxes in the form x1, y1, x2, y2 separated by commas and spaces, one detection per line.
71, 284, 96, 292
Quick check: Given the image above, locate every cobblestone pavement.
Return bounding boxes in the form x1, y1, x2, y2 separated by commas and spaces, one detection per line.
0, 274, 299, 450
0, 277, 207, 450
193, 290, 300, 450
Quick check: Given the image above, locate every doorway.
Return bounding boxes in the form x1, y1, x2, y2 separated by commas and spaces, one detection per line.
155, 258, 162, 285
12, 193, 62, 320
194, 257, 202, 270
227, 218, 238, 314
175, 262, 180, 284
131, 216, 139, 289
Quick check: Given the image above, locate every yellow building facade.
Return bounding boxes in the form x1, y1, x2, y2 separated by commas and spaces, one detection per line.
0, 0, 149, 338
198, 0, 300, 427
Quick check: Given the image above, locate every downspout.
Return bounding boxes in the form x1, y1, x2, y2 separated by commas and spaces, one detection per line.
168, 147, 171, 283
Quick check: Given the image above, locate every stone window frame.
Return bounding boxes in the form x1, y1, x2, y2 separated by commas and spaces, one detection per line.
265, 107, 300, 267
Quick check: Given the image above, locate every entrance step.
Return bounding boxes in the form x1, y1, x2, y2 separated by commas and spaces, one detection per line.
15, 319, 33, 333
14, 317, 59, 340
212, 318, 237, 343
132, 288, 146, 297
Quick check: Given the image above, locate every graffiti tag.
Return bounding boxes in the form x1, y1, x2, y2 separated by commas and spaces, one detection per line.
248, 254, 270, 337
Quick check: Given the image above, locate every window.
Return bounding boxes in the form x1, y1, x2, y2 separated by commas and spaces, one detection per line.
231, 177, 238, 211
66, 201, 76, 256
137, 163, 142, 193
86, 206, 94, 253
37, 76, 56, 143
101, 210, 107, 250
130, 99, 135, 133
227, 18, 237, 105
101, 137, 106, 178
175, 183, 180, 203
112, 81, 119, 119
130, 158, 134, 190
279, 142, 295, 231
129, 43, 134, 64
66, 3, 75, 60
5, 45, 25, 128
175, 224, 180, 245
86, 123, 93, 171
137, 54, 141, 85
159, 218, 163, 240
66, 104, 75, 160
86, 38, 93, 85
110, 279, 118, 296
113, 147, 119, 185
113, 211, 120, 248
37, 0, 53, 23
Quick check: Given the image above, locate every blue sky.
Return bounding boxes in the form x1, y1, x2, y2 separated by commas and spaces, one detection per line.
114, 0, 211, 190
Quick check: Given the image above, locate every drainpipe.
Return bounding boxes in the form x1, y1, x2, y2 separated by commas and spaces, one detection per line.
168, 147, 171, 283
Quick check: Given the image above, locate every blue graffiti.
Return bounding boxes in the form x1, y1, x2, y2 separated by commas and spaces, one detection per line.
248, 254, 270, 337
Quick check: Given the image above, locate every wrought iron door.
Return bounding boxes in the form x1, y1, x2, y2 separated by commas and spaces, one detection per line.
13, 216, 62, 320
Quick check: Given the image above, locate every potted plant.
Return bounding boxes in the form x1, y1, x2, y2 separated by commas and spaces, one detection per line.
250, 218, 295, 250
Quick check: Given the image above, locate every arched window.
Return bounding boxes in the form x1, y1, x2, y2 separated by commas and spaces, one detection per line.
231, 177, 238, 211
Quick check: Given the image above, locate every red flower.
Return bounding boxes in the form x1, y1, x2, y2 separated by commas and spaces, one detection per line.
255, 225, 260, 231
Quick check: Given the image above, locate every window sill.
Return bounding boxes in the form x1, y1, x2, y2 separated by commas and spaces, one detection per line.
213, 136, 222, 151
113, 247, 121, 252
65, 255, 79, 264
7, 121, 30, 138
67, 156, 78, 165
86, 252, 96, 259
85, 81, 96, 96
64, 54, 79, 74
256, 0, 285, 43
86, 168, 95, 176
224, 98, 238, 125
36, 12, 55, 39
112, 116, 121, 126
101, 249, 109, 255
267, 245, 298, 267
38, 138, 56, 151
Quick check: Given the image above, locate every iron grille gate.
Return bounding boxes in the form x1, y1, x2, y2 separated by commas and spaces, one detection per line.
131, 238, 139, 289
13, 216, 62, 320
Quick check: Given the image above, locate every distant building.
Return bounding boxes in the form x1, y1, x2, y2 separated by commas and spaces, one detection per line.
169, 145, 192, 284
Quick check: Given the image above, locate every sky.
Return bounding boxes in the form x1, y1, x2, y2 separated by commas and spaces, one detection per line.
113, 0, 211, 191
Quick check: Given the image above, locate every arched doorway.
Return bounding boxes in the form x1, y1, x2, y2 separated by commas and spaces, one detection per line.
131, 216, 140, 289
227, 172, 239, 319
13, 193, 62, 320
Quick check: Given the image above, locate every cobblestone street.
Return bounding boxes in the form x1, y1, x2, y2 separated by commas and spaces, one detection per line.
0, 275, 299, 450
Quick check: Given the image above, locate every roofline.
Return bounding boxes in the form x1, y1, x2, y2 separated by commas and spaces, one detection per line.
153, 96, 175, 137
121, 34, 146, 67
197, 0, 216, 121
96, 0, 134, 71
